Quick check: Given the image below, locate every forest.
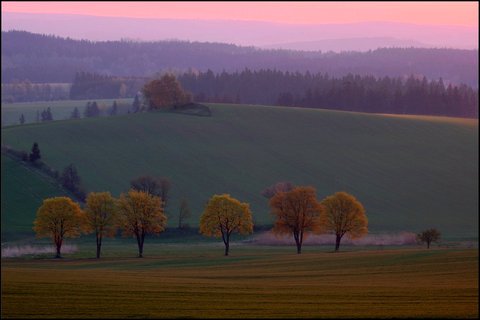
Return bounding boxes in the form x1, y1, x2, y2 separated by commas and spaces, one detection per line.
2, 30, 478, 87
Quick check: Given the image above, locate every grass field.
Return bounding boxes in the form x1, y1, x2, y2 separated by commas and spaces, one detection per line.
1, 103, 478, 237
1, 246, 478, 318
1, 98, 133, 126
1, 155, 71, 240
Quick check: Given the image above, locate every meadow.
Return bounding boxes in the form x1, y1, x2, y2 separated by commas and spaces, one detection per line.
1, 245, 478, 318
1, 98, 133, 126
1, 103, 478, 238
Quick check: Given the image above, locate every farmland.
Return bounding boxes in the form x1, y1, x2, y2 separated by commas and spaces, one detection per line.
1, 103, 478, 238
1, 98, 133, 126
1, 246, 477, 318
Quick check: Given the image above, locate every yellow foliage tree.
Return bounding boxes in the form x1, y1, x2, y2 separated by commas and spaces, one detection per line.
117, 189, 167, 257
200, 194, 253, 256
142, 73, 192, 109
319, 191, 368, 251
84, 192, 118, 258
33, 197, 85, 258
269, 186, 324, 254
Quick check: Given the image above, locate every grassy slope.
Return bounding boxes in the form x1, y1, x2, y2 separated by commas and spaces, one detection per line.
1, 155, 71, 240
1, 103, 478, 237
1, 98, 133, 126
1, 247, 478, 318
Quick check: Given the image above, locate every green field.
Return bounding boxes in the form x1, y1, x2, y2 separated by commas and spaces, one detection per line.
1, 246, 478, 318
1, 98, 133, 126
1, 103, 478, 237
1, 155, 71, 240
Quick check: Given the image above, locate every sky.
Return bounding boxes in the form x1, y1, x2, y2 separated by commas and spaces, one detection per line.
2, 1, 478, 27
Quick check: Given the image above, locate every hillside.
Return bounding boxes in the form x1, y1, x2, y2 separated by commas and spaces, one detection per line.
1, 155, 70, 240
1, 104, 478, 237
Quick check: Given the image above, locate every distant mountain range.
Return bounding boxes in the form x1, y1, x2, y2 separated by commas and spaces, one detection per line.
2, 12, 478, 52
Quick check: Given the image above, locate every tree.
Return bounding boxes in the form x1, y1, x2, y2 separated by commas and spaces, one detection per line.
110, 100, 118, 116
29, 142, 41, 163
117, 190, 167, 258
41, 107, 53, 121
417, 228, 441, 249
319, 191, 368, 252
199, 194, 253, 256
142, 73, 192, 110
71, 107, 80, 119
19, 113, 25, 124
132, 94, 141, 113
33, 197, 85, 258
84, 101, 100, 117
130, 175, 171, 211
261, 181, 295, 198
61, 164, 81, 192
178, 198, 191, 229
269, 186, 324, 254
84, 192, 118, 258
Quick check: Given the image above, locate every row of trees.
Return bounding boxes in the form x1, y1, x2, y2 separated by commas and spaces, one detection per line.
34, 186, 370, 258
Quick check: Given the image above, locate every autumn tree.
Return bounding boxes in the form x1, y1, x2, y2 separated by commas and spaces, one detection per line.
261, 181, 295, 198
84, 192, 118, 258
178, 198, 191, 229
269, 186, 324, 254
117, 190, 167, 258
33, 197, 85, 258
417, 228, 441, 249
200, 194, 253, 256
142, 73, 192, 110
319, 191, 368, 252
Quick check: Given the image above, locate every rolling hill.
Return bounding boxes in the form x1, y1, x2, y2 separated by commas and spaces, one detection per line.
1, 103, 478, 238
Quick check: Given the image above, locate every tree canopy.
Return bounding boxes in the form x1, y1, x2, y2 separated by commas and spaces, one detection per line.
319, 191, 368, 251
142, 74, 192, 109
200, 194, 253, 256
269, 186, 324, 254
417, 228, 441, 249
33, 197, 85, 258
117, 189, 167, 257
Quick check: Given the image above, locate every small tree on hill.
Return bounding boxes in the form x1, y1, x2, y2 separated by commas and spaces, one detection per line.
19, 113, 25, 124
319, 191, 368, 252
200, 194, 253, 256
71, 107, 81, 119
417, 228, 441, 249
117, 190, 167, 258
110, 101, 118, 116
29, 142, 41, 163
33, 197, 86, 258
178, 198, 191, 229
132, 94, 141, 113
142, 74, 192, 110
261, 181, 295, 199
269, 186, 324, 254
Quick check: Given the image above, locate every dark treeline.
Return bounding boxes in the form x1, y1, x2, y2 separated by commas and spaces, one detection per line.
179, 70, 478, 118
2, 30, 478, 87
69, 72, 144, 100
1, 81, 69, 103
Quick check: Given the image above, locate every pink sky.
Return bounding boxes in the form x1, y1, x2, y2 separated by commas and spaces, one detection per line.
2, 1, 478, 27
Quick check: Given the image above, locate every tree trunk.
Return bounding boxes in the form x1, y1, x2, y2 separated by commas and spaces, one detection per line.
55, 239, 62, 258
296, 241, 302, 254
96, 233, 102, 259
137, 233, 144, 258
427, 241, 430, 249
335, 234, 342, 252
294, 231, 302, 254
224, 241, 229, 256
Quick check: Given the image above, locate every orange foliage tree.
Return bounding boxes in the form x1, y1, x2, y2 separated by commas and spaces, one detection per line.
33, 197, 85, 258
200, 194, 253, 256
117, 190, 167, 257
84, 192, 118, 258
269, 186, 324, 254
142, 73, 192, 109
319, 191, 368, 252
